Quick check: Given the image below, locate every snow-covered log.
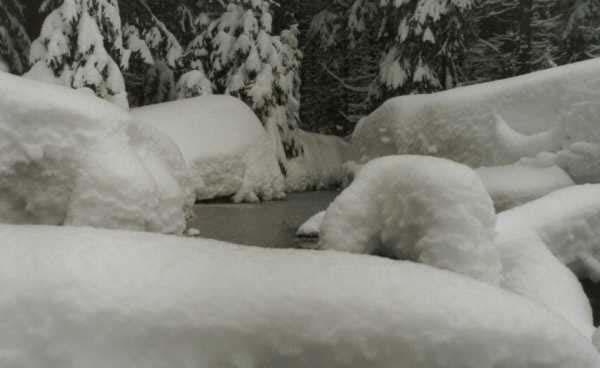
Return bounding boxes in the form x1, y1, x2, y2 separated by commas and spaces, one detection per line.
352, 58, 600, 167
0, 223, 598, 368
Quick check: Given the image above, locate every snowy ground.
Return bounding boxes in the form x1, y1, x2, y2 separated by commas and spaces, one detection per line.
1, 224, 599, 368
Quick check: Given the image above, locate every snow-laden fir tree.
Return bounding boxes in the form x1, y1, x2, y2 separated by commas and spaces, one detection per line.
28, 0, 129, 108
560, 0, 600, 63
120, 0, 183, 106
183, 0, 304, 172
0, 0, 31, 74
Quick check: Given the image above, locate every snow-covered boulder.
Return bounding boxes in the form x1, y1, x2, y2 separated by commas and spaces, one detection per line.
497, 184, 600, 281
476, 162, 574, 211
285, 130, 351, 192
1, 224, 599, 368
132, 95, 286, 203
296, 210, 325, 238
352, 58, 600, 167
0, 72, 192, 234
318, 155, 502, 284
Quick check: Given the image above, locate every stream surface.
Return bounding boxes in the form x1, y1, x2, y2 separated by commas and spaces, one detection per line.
189, 191, 339, 248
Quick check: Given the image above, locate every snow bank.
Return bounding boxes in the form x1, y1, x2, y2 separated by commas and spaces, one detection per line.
352, 58, 600, 167
1, 224, 598, 368
132, 95, 286, 202
497, 184, 600, 281
495, 229, 595, 339
0, 71, 192, 234
285, 130, 351, 192
476, 162, 574, 211
318, 156, 502, 284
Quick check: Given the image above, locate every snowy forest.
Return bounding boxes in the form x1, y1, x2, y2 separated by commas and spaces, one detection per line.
4, 0, 600, 367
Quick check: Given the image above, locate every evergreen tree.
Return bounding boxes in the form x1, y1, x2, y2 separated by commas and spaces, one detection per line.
120, 0, 183, 105
560, 0, 600, 63
183, 0, 305, 171
28, 0, 129, 108
0, 0, 31, 74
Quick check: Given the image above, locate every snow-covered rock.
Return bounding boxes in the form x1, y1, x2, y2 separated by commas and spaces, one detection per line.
497, 184, 600, 281
476, 162, 574, 211
296, 210, 325, 238
352, 58, 600, 167
0, 72, 192, 234
318, 155, 502, 284
1, 223, 598, 368
132, 95, 286, 203
556, 141, 600, 184
285, 130, 351, 192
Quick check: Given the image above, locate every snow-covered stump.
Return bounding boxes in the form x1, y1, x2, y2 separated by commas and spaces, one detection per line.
0, 72, 192, 234
132, 95, 286, 203
318, 155, 502, 285
351, 58, 600, 168
0, 224, 599, 368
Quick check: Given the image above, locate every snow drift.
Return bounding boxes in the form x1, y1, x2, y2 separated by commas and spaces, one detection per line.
132, 95, 286, 203
318, 156, 502, 284
476, 162, 574, 211
285, 130, 351, 192
0, 224, 598, 368
352, 58, 600, 168
497, 184, 600, 281
0, 71, 192, 234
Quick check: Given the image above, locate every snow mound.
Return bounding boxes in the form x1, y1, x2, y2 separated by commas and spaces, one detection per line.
285, 130, 351, 192
1, 224, 598, 368
476, 162, 574, 211
0, 72, 192, 234
352, 59, 600, 167
497, 184, 600, 281
318, 155, 502, 284
132, 95, 286, 202
556, 141, 600, 184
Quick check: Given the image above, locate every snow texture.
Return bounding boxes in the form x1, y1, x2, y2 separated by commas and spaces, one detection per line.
476, 162, 574, 211
132, 95, 285, 202
318, 156, 502, 285
285, 130, 351, 192
497, 184, 600, 282
0, 72, 192, 234
0, 223, 598, 368
352, 58, 600, 167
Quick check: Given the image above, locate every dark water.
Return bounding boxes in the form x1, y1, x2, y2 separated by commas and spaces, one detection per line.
188, 191, 339, 248
581, 280, 600, 325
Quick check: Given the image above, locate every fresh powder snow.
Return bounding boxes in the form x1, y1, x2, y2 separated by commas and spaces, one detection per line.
0, 224, 598, 368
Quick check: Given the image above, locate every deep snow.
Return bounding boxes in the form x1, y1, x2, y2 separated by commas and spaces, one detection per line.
352, 58, 600, 169
0, 71, 192, 234
0, 224, 598, 368
132, 95, 286, 202
318, 156, 502, 284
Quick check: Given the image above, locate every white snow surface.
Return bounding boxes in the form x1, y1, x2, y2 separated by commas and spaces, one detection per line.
318, 156, 502, 285
352, 58, 600, 167
296, 210, 325, 238
286, 130, 351, 192
1, 224, 599, 368
0, 72, 192, 234
132, 95, 286, 202
497, 184, 600, 282
476, 162, 574, 211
